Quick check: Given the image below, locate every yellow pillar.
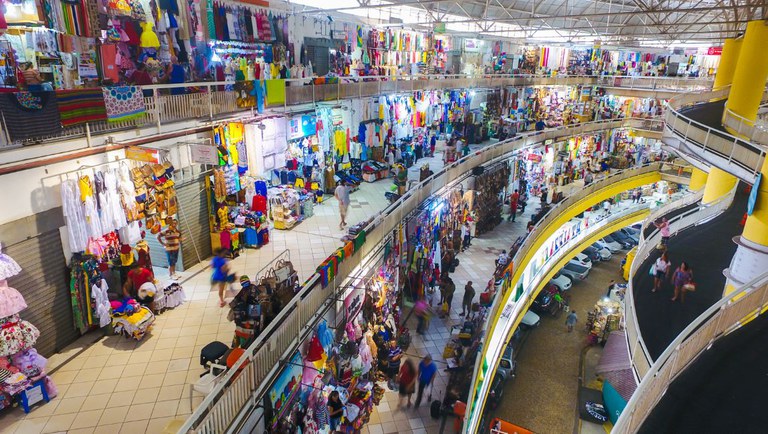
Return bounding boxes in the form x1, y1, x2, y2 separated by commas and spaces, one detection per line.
702, 167, 738, 204
724, 20, 768, 133
688, 168, 708, 191
712, 38, 743, 89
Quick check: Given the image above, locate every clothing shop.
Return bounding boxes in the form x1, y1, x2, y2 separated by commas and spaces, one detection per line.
0, 249, 58, 415
59, 152, 185, 343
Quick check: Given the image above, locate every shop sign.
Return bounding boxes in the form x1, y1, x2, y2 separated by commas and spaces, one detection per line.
434, 22, 446, 33
707, 46, 723, 56
464, 39, 482, 53
268, 350, 303, 428
125, 146, 159, 163
190, 144, 219, 165
344, 284, 365, 320
526, 154, 542, 163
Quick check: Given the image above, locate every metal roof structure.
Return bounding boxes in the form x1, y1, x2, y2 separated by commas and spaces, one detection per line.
290, 0, 768, 45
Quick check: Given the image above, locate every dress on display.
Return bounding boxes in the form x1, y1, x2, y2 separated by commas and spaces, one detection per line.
0, 281, 26, 318
0, 315, 40, 357
0, 249, 21, 281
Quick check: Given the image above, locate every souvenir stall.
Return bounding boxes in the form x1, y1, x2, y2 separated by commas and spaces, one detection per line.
586, 296, 624, 345
293, 254, 401, 433
471, 163, 510, 235
364, 28, 429, 76
59, 155, 180, 330
0, 248, 58, 414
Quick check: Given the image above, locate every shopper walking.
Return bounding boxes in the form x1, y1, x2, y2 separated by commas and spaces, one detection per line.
654, 217, 671, 249
414, 298, 431, 335
327, 390, 344, 432
671, 262, 693, 303
157, 217, 182, 279
565, 310, 578, 332
211, 248, 236, 307
508, 189, 520, 222
497, 250, 510, 268
441, 277, 456, 315
461, 281, 475, 316
397, 358, 417, 408
334, 180, 351, 229
653, 252, 671, 292
414, 355, 437, 408
461, 221, 471, 251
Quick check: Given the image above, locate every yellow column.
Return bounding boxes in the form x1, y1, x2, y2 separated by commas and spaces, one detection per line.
702, 167, 737, 204
688, 168, 708, 191
712, 37, 743, 89
723, 20, 768, 134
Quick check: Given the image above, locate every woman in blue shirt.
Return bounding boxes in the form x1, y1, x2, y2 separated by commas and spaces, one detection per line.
211, 248, 236, 307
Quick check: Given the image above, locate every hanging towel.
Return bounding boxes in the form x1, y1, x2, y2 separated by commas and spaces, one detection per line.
0, 91, 62, 142
102, 86, 146, 122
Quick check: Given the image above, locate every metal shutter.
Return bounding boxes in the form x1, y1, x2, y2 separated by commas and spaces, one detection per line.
175, 175, 212, 270
5, 230, 75, 357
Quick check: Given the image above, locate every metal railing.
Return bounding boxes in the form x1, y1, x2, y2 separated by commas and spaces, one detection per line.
596, 75, 714, 91
663, 86, 766, 182
624, 184, 736, 379
0, 73, 705, 156
720, 87, 768, 146
178, 117, 668, 434
615, 267, 768, 432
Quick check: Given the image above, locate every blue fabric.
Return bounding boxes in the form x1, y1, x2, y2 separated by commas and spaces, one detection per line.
358, 123, 366, 143
317, 320, 334, 352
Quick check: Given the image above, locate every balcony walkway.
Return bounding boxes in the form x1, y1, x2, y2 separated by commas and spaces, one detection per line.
680, 99, 728, 134
639, 305, 768, 433
632, 186, 747, 360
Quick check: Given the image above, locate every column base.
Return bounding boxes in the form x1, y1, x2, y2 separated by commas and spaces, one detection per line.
723, 236, 768, 295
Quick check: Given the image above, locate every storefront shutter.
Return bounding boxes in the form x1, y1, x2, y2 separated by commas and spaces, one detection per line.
5, 230, 76, 357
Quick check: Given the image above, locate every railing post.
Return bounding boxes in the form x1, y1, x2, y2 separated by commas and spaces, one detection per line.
153, 88, 161, 133
207, 84, 214, 120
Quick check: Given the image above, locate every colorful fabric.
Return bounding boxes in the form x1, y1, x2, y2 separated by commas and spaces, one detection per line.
56, 88, 108, 127
265, 79, 285, 105
0, 92, 62, 142
102, 86, 146, 122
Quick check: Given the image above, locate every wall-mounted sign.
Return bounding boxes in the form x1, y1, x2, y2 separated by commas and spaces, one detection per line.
268, 351, 302, 428
434, 22, 446, 33
526, 154, 542, 163
77, 62, 98, 79
125, 146, 159, 163
190, 144, 219, 165
707, 46, 723, 56
464, 39, 482, 53
288, 115, 317, 140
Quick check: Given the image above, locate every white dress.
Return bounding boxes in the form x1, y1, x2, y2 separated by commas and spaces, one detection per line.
104, 169, 127, 231
61, 180, 89, 253
83, 195, 103, 240
0, 250, 21, 280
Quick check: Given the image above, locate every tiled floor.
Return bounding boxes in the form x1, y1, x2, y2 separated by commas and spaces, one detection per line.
0, 143, 499, 434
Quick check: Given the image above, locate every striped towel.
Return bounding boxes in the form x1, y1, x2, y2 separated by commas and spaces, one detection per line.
56, 88, 107, 127
102, 86, 146, 122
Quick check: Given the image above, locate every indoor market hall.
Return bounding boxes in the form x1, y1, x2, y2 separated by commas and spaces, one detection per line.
0, 1, 765, 434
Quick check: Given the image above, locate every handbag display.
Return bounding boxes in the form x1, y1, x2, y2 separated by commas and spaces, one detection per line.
274, 259, 294, 283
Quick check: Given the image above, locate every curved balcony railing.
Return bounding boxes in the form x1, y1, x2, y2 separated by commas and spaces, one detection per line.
624, 185, 736, 379
178, 118, 668, 434
663, 87, 767, 182
463, 161, 693, 432
0, 74, 701, 164
721, 87, 768, 146
615, 266, 768, 433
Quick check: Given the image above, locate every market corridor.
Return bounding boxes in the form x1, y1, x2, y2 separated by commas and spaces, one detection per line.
0, 143, 496, 434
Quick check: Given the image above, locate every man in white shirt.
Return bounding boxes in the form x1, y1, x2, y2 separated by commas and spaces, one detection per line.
497, 250, 509, 267
334, 181, 351, 230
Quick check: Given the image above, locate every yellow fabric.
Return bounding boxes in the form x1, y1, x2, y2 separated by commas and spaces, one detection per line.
78, 176, 93, 202
265, 79, 286, 105
334, 130, 347, 155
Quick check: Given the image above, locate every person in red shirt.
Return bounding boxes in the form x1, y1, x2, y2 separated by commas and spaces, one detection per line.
123, 263, 156, 310
508, 189, 520, 222
397, 358, 417, 408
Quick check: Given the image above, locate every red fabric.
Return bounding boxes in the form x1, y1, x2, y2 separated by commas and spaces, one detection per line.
251, 194, 267, 213
100, 44, 119, 83
306, 335, 324, 362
